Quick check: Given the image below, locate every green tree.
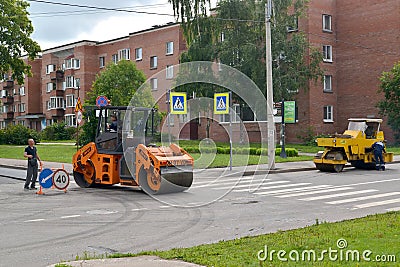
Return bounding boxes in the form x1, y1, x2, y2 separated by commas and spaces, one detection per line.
87, 60, 149, 106
170, 0, 322, 100
377, 61, 400, 140
0, 0, 41, 84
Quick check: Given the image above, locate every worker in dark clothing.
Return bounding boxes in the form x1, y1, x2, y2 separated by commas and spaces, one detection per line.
23, 139, 42, 190
107, 114, 118, 132
372, 141, 385, 171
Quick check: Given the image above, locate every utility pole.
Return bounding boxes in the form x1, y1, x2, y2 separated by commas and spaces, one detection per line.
265, 0, 276, 169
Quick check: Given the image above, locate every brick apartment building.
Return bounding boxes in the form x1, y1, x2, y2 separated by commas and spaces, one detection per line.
291, 0, 400, 142
0, 23, 185, 130
0, 0, 399, 143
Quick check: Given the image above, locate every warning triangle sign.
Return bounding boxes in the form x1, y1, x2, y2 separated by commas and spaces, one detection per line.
173, 97, 183, 110
217, 97, 226, 109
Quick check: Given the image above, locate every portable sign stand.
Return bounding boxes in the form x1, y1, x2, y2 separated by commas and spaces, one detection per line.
214, 92, 232, 171
280, 100, 296, 158
36, 163, 70, 195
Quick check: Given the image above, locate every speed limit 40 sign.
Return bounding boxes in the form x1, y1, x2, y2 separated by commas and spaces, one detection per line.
52, 169, 70, 190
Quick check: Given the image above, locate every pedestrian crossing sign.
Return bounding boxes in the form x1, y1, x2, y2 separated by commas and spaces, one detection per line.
214, 93, 229, 114
170, 92, 187, 114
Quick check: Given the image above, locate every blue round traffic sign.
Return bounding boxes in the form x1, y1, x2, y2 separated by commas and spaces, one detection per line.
39, 168, 54, 189
96, 95, 110, 107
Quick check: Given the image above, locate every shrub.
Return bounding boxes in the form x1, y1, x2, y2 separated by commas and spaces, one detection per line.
0, 124, 41, 145
276, 147, 298, 157
42, 122, 75, 141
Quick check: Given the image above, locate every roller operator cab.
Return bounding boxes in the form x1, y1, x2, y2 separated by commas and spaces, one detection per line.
314, 118, 393, 172
72, 106, 194, 194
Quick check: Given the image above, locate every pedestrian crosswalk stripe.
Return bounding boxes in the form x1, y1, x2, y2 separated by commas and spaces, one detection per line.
239, 182, 311, 193
353, 198, 400, 209
299, 189, 378, 201
259, 185, 332, 196
386, 207, 400, 211
213, 180, 289, 190
192, 177, 270, 186
326, 192, 400, 205
276, 187, 353, 198
194, 178, 274, 189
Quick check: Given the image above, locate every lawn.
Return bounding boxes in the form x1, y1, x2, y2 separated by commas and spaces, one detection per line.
105, 212, 399, 267
0, 144, 312, 167
0, 144, 78, 163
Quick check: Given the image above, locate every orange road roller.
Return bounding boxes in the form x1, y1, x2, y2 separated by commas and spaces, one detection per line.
72, 106, 194, 194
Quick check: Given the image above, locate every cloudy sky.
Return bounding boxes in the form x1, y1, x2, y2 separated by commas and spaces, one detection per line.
27, 0, 183, 50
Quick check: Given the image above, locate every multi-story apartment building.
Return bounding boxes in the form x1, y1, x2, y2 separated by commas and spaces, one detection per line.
291, 0, 399, 142
0, 23, 185, 130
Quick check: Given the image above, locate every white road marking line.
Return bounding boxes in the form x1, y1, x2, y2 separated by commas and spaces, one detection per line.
24, 219, 45, 222
259, 185, 333, 195
327, 192, 400, 205
192, 176, 267, 186
346, 178, 400, 187
192, 178, 272, 188
131, 208, 149, 212
60, 215, 81, 219
212, 181, 289, 190
353, 198, 400, 209
237, 182, 311, 193
386, 207, 400, 211
299, 189, 378, 201
275, 187, 353, 198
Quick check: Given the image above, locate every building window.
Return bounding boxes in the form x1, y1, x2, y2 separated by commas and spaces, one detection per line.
62, 81, 66, 91
19, 120, 25, 126
18, 103, 26, 112
75, 78, 80, 88
65, 76, 75, 88
66, 94, 76, 108
1, 90, 6, 97
323, 75, 332, 92
13, 105, 17, 112
65, 114, 76, 127
150, 78, 158, 90
323, 14, 332, 32
112, 54, 118, 64
323, 45, 333, 62
50, 97, 64, 109
220, 32, 225, 42
99, 56, 105, 68
19, 86, 25, 96
118, 48, 130, 61
287, 17, 299, 32
150, 56, 158, 69
46, 64, 56, 74
46, 82, 56, 92
64, 58, 80, 69
166, 42, 174, 55
46, 101, 50, 110
323, 105, 333, 122
0, 121, 6, 129
1, 105, 7, 113
166, 65, 174, 79
135, 48, 142, 61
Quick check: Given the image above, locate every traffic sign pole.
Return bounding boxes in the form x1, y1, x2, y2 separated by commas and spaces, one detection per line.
229, 91, 233, 171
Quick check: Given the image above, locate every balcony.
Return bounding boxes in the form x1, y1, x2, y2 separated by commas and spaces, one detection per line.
50, 108, 64, 117
1, 96, 14, 105
2, 80, 13, 89
50, 89, 65, 97
4, 111, 14, 120
50, 70, 64, 81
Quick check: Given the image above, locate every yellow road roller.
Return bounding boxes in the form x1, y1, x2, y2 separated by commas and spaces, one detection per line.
314, 118, 393, 172
72, 106, 194, 194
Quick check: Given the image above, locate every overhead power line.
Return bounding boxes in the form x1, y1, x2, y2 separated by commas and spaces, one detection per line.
27, 0, 175, 17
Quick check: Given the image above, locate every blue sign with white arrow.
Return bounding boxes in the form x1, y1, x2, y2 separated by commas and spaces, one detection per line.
39, 168, 54, 189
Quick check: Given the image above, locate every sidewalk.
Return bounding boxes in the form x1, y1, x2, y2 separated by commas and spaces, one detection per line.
47, 256, 204, 267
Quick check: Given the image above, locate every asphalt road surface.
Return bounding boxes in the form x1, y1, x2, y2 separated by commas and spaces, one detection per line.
0, 164, 399, 266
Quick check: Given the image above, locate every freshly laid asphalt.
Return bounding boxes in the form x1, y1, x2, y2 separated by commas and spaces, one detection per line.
1, 157, 399, 267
